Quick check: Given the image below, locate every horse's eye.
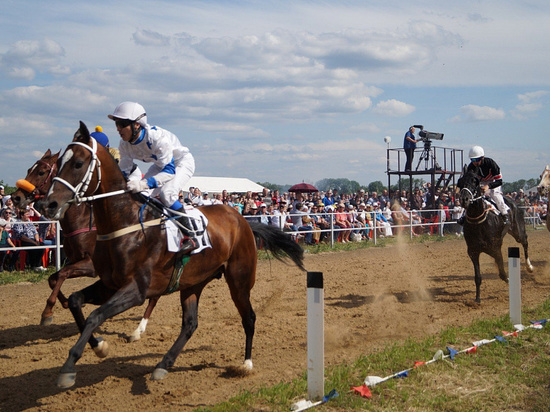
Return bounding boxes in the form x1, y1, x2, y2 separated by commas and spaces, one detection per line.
75, 161, 84, 169
38, 170, 46, 176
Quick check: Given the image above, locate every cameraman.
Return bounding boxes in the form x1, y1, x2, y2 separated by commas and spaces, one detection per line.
403, 126, 418, 171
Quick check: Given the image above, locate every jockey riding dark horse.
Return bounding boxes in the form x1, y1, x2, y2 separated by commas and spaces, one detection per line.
457, 162, 533, 303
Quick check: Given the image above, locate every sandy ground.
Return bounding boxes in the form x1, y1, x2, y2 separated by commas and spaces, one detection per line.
1, 229, 549, 411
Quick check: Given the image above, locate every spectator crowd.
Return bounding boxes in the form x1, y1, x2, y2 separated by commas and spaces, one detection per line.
1, 181, 547, 272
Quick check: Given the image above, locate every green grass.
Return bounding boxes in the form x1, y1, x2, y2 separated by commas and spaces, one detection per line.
0, 266, 53, 285
196, 300, 550, 411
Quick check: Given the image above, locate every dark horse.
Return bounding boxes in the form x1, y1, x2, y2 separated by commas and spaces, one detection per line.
43, 122, 305, 388
457, 168, 533, 303
12, 150, 159, 341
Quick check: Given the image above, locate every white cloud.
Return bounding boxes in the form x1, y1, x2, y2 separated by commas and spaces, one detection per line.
511, 90, 548, 119
373, 99, 415, 117
0, 39, 69, 80
451, 104, 505, 123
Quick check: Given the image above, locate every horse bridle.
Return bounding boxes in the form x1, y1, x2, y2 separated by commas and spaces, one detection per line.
51, 138, 102, 205
459, 186, 483, 204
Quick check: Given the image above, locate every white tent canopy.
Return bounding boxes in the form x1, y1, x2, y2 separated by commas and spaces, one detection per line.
185, 176, 265, 194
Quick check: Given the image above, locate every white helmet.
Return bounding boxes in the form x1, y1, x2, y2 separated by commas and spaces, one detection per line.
108, 102, 147, 127
469, 145, 484, 159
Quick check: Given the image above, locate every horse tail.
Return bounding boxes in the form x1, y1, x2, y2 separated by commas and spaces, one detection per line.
248, 222, 306, 271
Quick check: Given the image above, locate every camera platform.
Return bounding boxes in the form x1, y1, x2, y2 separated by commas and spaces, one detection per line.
385, 143, 464, 209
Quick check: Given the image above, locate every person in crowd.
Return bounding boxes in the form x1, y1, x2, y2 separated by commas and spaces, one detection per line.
334, 202, 351, 243
212, 193, 223, 205
373, 202, 393, 237
322, 190, 335, 207
247, 203, 261, 223
2, 196, 14, 214
466, 145, 510, 226
108, 101, 197, 252
0, 185, 5, 209
0, 218, 16, 271
200, 192, 213, 206
1, 208, 16, 230
11, 208, 46, 271
356, 202, 371, 240
380, 189, 390, 209
403, 126, 418, 172
451, 199, 464, 236
258, 203, 271, 225
298, 205, 315, 245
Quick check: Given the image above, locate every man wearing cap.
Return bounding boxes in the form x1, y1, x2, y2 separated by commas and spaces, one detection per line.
108, 101, 197, 252
258, 203, 271, 225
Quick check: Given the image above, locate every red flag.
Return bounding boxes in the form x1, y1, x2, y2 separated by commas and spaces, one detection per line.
502, 330, 518, 337
466, 346, 477, 354
414, 361, 426, 368
351, 384, 372, 398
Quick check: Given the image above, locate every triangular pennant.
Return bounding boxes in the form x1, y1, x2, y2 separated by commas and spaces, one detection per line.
447, 346, 459, 360
414, 361, 426, 368
364, 376, 384, 387
323, 389, 339, 403
351, 384, 372, 398
495, 335, 507, 344
466, 346, 477, 354
432, 349, 444, 360
530, 319, 547, 326
395, 370, 409, 379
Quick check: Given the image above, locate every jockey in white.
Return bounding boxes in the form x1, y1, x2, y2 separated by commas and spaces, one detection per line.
108, 101, 198, 252
466, 145, 510, 227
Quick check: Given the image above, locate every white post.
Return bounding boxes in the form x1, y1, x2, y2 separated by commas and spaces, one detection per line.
307, 271, 324, 401
508, 247, 521, 325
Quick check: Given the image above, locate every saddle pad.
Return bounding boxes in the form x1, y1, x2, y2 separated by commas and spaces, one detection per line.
165, 208, 211, 254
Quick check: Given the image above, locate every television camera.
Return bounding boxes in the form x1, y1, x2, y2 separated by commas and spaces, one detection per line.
411, 125, 444, 170
412, 125, 444, 142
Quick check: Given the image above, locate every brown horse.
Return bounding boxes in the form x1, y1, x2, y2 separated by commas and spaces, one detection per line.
43, 122, 305, 388
537, 165, 550, 232
12, 150, 159, 342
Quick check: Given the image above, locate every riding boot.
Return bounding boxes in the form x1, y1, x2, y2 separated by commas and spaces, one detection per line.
175, 207, 199, 254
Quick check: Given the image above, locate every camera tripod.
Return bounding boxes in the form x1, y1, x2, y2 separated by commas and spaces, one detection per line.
415, 141, 432, 171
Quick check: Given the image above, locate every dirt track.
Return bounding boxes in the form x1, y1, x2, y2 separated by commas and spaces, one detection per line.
1, 230, 549, 411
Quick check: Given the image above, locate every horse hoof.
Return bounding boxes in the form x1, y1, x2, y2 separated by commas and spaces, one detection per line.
151, 368, 169, 381
527, 262, 534, 273
93, 339, 109, 358
243, 359, 253, 371
57, 372, 76, 389
40, 316, 53, 327
127, 332, 141, 343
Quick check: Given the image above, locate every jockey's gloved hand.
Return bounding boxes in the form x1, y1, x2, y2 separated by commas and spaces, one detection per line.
127, 179, 149, 193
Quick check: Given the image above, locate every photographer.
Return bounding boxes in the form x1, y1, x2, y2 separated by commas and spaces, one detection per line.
403, 126, 418, 171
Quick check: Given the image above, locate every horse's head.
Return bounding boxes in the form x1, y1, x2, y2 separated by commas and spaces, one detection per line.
457, 166, 481, 209
537, 165, 550, 196
44, 122, 102, 220
11, 149, 60, 209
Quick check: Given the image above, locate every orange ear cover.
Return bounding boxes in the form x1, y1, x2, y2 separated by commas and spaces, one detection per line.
16, 179, 36, 192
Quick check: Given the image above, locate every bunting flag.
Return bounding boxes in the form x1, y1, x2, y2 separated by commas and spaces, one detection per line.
351, 384, 372, 398
291, 389, 339, 411
322, 389, 339, 403
447, 346, 459, 360
353, 318, 549, 400
495, 335, 507, 344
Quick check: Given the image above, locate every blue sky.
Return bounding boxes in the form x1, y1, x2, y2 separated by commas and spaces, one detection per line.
1, 0, 549, 188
